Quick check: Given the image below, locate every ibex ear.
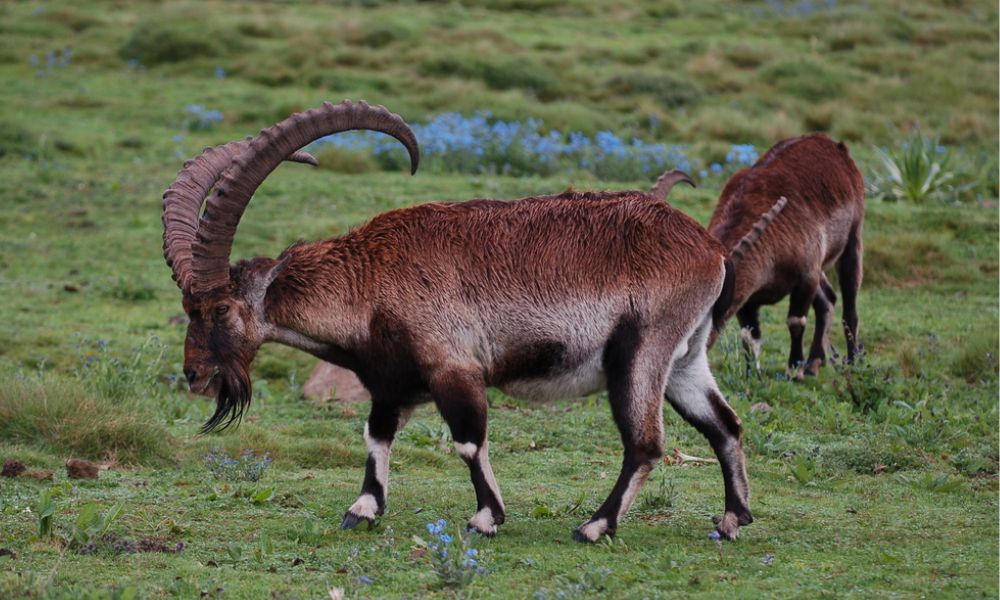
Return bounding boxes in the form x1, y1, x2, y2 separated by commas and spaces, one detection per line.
245, 255, 290, 308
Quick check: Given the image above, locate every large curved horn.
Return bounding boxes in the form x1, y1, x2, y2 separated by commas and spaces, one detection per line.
190, 100, 420, 294
650, 169, 695, 201
729, 196, 787, 266
162, 140, 317, 291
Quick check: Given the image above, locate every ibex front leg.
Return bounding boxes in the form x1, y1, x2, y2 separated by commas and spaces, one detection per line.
429, 368, 506, 536
342, 403, 413, 529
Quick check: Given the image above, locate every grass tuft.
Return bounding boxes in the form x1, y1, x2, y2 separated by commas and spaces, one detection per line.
0, 371, 174, 464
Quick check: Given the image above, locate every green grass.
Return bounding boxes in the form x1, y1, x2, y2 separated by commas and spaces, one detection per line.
0, 0, 997, 598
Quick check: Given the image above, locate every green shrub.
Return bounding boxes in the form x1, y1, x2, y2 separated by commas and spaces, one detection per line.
608, 72, 703, 109
117, 21, 243, 66
354, 21, 413, 48
949, 331, 999, 383
314, 146, 376, 174
0, 120, 35, 158
760, 58, 853, 102
42, 7, 104, 33
480, 57, 559, 99
421, 54, 560, 99
830, 353, 898, 415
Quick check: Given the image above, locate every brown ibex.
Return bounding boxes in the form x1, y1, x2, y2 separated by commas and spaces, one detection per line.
707, 133, 865, 378
162, 101, 781, 542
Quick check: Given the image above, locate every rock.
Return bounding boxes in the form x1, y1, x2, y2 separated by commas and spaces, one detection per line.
66, 458, 100, 479
750, 402, 773, 414
303, 362, 370, 403
2, 459, 26, 478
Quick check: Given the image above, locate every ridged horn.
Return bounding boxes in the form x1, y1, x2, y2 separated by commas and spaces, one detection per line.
729, 196, 787, 266
189, 100, 419, 294
162, 139, 318, 292
650, 169, 695, 201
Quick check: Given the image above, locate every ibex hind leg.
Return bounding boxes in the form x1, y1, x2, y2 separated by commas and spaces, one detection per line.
804, 275, 836, 376
838, 225, 863, 362
736, 304, 763, 374
573, 318, 668, 543
665, 326, 751, 541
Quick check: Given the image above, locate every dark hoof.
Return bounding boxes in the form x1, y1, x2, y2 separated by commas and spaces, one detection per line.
571, 523, 614, 543
803, 359, 823, 377
571, 529, 595, 544
340, 511, 372, 530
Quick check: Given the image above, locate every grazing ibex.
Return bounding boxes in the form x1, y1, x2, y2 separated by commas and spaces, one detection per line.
162, 101, 780, 542
707, 133, 865, 378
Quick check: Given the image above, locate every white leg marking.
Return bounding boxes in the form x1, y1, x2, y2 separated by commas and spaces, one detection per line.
616, 467, 652, 522
348, 493, 378, 520
364, 422, 392, 495
476, 442, 505, 514
454, 441, 477, 461
787, 316, 807, 328
577, 518, 609, 542
468, 507, 496, 534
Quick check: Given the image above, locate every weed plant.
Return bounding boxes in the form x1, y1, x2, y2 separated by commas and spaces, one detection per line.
869, 131, 956, 203
417, 520, 486, 589
203, 448, 272, 483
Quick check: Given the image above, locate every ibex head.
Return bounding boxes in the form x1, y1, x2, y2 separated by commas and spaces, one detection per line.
161, 101, 419, 432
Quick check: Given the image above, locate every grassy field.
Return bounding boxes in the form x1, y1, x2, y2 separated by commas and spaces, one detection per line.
1, 1, 998, 598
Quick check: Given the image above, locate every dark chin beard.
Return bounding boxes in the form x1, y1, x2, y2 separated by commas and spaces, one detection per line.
201, 366, 252, 434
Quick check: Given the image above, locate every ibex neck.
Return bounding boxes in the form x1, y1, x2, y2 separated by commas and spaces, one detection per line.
263, 239, 373, 358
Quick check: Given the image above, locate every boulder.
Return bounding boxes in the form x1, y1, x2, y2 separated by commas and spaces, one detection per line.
302, 362, 370, 403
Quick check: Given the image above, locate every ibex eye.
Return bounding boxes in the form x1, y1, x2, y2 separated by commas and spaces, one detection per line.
214, 304, 229, 316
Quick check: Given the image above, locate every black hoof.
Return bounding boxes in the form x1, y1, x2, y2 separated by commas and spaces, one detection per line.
340, 512, 372, 530
571, 529, 594, 543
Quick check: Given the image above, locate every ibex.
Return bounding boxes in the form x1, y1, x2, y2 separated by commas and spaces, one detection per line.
707, 133, 865, 378
162, 100, 780, 542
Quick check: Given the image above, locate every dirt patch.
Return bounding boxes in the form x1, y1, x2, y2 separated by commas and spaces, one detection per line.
2, 459, 26, 478
77, 533, 185, 555
66, 458, 100, 479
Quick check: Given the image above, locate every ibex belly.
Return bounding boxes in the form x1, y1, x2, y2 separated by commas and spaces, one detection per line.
496, 346, 606, 402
